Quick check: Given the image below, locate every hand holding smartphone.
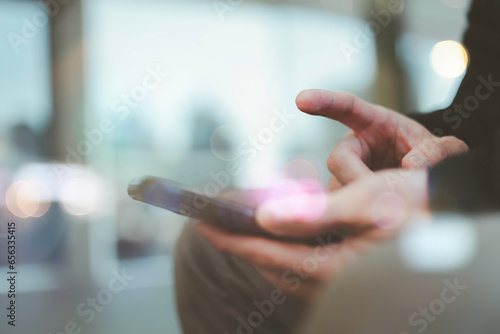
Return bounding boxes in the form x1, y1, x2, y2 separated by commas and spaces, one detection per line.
128, 176, 341, 245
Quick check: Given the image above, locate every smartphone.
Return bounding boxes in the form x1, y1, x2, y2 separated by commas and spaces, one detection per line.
128, 176, 338, 244
128, 175, 262, 232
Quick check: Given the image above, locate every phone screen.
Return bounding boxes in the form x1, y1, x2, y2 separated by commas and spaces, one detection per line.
128, 176, 262, 234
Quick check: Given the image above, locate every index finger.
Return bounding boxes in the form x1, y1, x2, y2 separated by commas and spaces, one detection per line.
296, 90, 380, 132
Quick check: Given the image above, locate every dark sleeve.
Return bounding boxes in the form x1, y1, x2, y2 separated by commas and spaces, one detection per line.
428, 131, 500, 212
409, 0, 500, 212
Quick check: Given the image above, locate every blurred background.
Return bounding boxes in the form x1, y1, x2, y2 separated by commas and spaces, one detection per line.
0, 0, 471, 333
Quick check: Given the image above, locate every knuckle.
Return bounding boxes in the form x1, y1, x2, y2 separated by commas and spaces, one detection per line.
421, 139, 447, 160
342, 91, 356, 104
419, 138, 435, 151
434, 143, 448, 159
433, 142, 448, 160
327, 150, 347, 174
326, 152, 337, 173
401, 154, 413, 165
347, 93, 359, 111
328, 176, 342, 191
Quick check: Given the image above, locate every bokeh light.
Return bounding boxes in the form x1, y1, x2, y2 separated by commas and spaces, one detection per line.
257, 179, 328, 223
399, 216, 477, 272
6, 181, 29, 218
61, 178, 98, 216
5, 180, 51, 218
17, 182, 40, 217
430, 40, 469, 78
18, 180, 51, 218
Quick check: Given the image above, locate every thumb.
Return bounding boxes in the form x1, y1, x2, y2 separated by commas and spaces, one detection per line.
402, 137, 469, 169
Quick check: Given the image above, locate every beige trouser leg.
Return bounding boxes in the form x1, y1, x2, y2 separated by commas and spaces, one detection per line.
298, 217, 500, 334
174, 222, 309, 334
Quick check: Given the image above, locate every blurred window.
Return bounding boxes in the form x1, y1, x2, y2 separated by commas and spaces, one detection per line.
0, 1, 64, 270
